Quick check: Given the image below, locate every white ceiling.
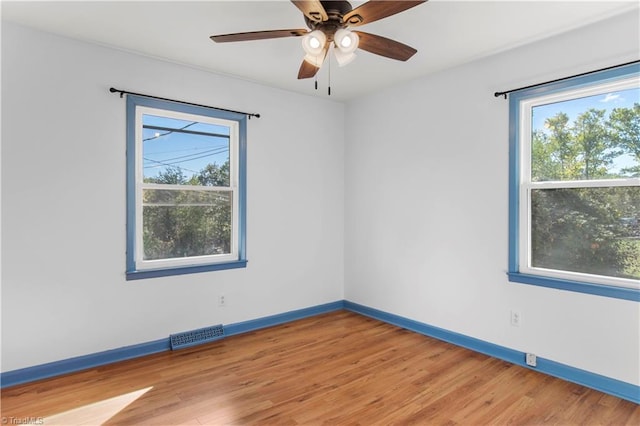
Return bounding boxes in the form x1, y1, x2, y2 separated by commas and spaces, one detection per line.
2, 1, 638, 100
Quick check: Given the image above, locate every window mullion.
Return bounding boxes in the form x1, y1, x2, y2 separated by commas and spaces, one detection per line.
141, 182, 233, 192
528, 179, 640, 190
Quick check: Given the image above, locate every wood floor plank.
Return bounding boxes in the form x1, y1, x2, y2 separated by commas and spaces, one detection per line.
1, 311, 638, 425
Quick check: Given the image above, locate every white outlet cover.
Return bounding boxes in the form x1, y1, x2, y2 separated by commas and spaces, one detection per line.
510, 310, 521, 327
526, 353, 537, 367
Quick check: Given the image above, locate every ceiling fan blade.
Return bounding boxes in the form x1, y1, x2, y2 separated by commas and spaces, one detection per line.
291, 0, 328, 23
298, 46, 328, 79
298, 60, 321, 79
211, 29, 308, 43
354, 31, 417, 61
343, 1, 426, 27
298, 46, 329, 80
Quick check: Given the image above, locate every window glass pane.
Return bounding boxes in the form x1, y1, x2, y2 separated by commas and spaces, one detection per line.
531, 87, 639, 181
531, 186, 640, 280
142, 188, 232, 260
142, 114, 230, 186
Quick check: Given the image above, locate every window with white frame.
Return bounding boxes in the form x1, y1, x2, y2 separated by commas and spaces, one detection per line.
508, 64, 639, 300
126, 95, 247, 279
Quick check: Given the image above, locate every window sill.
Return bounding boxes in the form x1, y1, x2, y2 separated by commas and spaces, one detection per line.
127, 260, 247, 280
507, 272, 639, 302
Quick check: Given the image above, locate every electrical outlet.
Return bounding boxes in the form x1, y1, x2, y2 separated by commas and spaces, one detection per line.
510, 310, 521, 327
526, 353, 537, 367
218, 294, 226, 307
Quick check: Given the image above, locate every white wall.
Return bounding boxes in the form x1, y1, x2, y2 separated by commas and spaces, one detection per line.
344, 10, 640, 386
1, 22, 344, 372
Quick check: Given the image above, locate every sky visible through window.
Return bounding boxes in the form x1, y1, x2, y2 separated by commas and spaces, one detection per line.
531, 86, 639, 176
142, 114, 230, 181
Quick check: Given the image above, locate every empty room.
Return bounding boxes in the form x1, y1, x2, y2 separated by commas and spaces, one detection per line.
1, 1, 639, 424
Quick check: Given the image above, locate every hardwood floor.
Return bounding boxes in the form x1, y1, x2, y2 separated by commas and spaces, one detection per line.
1, 311, 638, 425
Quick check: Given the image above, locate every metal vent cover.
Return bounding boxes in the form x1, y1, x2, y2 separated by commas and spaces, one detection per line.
170, 324, 225, 350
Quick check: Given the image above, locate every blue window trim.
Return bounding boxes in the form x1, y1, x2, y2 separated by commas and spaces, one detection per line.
125, 95, 247, 280
508, 63, 640, 302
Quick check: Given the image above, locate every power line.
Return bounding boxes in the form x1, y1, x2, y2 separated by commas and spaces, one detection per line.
143, 121, 199, 142
143, 146, 225, 155
143, 157, 200, 174
143, 148, 229, 170
143, 124, 230, 141
145, 146, 229, 165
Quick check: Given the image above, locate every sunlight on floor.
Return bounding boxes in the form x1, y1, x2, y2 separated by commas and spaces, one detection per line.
43, 387, 153, 425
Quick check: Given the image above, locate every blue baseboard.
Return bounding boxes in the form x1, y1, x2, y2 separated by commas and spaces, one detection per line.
224, 300, 345, 336
0, 300, 344, 389
3, 299, 638, 405
0, 339, 170, 389
343, 301, 640, 404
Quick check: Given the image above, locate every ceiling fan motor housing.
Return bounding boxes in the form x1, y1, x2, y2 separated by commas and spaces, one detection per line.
304, 0, 358, 41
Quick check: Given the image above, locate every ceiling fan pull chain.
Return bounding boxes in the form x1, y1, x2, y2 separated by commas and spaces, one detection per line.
328, 50, 332, 96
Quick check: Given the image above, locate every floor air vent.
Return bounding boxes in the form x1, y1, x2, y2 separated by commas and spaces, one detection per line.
170, 324, 225, 350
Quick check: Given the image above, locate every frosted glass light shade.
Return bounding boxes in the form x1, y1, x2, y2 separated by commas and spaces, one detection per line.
334, 49, 356, 67
304, 53, 325, 68
334, 29, 359, 54
302, 30, 327, 56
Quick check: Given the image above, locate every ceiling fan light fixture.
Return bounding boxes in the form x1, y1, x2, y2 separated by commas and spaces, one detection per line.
302, 30, 326, 56
333, 48, 356, 67
303, 53, 325, 68
334, 29, 359, 54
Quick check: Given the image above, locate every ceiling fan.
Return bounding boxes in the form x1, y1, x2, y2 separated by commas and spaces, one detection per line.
210, 1, 427, 80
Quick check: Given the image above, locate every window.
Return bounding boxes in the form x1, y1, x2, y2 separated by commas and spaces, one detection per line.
126, 95, 247, 279
508, 64, 639, 300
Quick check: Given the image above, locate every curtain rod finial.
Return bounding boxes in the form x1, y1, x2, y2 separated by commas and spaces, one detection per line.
110, 87, 124, 98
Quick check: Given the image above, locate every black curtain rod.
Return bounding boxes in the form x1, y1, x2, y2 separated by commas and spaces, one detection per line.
109, 87, 260, 119
494, 59, 639, 99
